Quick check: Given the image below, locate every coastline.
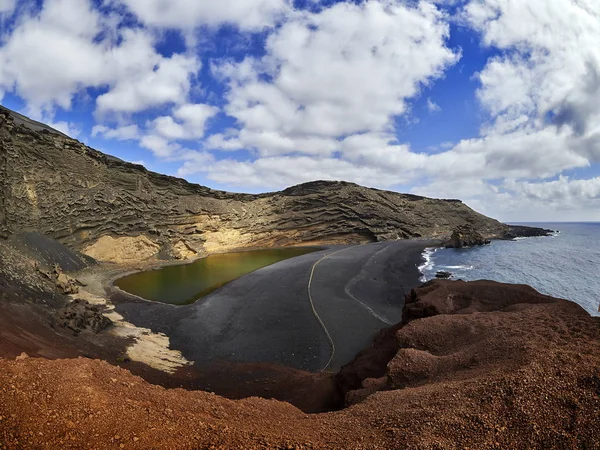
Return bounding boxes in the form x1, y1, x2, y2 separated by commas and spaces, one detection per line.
48, 238, 434, 411
416, 225, 600, 317
106, 239, 435, 373
0, 235, 438, 411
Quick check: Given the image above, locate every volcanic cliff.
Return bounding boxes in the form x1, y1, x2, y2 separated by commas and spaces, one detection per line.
1, 105, 517, 264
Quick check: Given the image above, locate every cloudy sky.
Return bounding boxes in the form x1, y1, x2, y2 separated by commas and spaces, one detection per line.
1, 0, 600, 221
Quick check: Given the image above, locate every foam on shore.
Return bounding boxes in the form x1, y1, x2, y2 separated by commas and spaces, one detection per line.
418, 247, 439, 282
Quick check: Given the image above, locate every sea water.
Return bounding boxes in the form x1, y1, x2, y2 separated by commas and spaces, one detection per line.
419, 223, 600, 316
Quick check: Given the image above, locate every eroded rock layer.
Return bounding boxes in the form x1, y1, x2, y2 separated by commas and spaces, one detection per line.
1, 106, 511, 262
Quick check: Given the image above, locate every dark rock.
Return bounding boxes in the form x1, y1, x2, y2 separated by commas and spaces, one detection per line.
444, 224, 491, 248
53, 264, 80, 295
56, 299, 111, 334
435, 271, 452, 279
503, 225, 555, 239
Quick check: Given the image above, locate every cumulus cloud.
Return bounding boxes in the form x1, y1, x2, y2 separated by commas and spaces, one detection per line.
92, 124, 140, 141
194, 0, 461, 188
95, 53, 201, 115
404, 0, 600, 219
186, 155, 408, 189
139, 135, 182, 159
151, 103, 219, 140
47, 120, 81, 138
119, 0, 290, 31
0, 0, 15, 15
214, 1, 459, 151
0, 0, 200, 116
506, 176, 600, 204
465, 0, 600, 158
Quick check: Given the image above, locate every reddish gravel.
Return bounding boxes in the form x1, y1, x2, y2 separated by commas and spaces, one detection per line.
1, 280, 599, 449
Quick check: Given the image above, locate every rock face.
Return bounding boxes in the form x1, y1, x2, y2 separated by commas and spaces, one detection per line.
444, 224, 491, 248
504, 225, 555, 239
1, 106, 516, 262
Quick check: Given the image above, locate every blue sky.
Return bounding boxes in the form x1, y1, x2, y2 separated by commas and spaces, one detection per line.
1, 0, 600, 221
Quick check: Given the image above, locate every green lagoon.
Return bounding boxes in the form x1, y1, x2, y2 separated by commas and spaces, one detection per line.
115, 247, 320, 305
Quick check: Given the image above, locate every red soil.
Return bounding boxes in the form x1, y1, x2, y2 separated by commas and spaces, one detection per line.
1, 280, 599, 449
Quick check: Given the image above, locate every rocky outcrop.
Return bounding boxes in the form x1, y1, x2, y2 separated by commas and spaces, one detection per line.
444, 224, 491, 248
504, 225, 555, 239
1, 280, 598, 449
401, 279, 559, 323
56, 299, 112, 334
82, 235, 161, 263
0, 106, 519, 263
36, 263, 80, 294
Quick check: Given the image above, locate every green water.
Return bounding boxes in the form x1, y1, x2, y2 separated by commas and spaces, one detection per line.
114, 247, 320, 306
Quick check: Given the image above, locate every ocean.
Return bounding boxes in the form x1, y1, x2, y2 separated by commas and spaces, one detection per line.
419, 222, 600, 317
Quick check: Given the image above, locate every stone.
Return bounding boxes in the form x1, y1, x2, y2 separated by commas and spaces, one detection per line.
56, 299, 112, 334
444, 225, 491, 249
53, 264, 79, 295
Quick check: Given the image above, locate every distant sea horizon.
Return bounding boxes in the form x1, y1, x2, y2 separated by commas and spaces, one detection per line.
419, 222, 600, 316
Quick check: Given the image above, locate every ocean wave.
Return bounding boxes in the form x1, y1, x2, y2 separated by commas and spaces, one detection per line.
442, 265, 474, 270
418, 247, 439, 282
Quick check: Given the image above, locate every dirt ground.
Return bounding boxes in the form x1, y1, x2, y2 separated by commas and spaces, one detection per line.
1, 280, 599, 449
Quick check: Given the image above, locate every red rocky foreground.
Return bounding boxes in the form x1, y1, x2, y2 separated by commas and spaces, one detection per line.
1, 280, 599, 449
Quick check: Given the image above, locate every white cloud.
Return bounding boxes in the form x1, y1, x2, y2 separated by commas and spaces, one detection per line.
190, 155, 410, 190
0, 0, 200, 116
427, 98, 442, 113
95, 53, 201, 115
464, 0, 600, 163
151, 103, 219, 140
92, 124, 140, 140
47, 120, 80, 138
212, 0, 459, 156
119, 0, 290, 31
0, 0, 15, 15
388, 0, 600, 219
506, 176, 600, 204
140, 135, 182, 158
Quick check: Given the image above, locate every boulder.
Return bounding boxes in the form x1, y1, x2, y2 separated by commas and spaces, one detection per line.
445, 224, 491, 248
52, 264, 80, 295
435, 271, 452, 279
56, 299, 111, 334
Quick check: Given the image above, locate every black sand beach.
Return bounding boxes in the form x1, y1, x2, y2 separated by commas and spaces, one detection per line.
111, 239, 437, 373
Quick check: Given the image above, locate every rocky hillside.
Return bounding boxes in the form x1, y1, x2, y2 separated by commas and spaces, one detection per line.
1, 280, 598, 449
1, 106, 511, 263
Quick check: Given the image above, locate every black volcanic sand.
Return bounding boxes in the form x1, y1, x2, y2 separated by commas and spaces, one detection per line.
111, 240, 436, 373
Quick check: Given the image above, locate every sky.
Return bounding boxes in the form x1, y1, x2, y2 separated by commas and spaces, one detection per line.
1, 0, 600, 222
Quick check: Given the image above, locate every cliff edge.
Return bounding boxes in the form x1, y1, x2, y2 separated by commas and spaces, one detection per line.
1, 280, 598, 449
1, 106, 515, 264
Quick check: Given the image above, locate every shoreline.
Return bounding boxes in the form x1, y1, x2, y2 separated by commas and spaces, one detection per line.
94, 239, 434, 373
1, 237, 435, 411
108, 244, 328, 306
